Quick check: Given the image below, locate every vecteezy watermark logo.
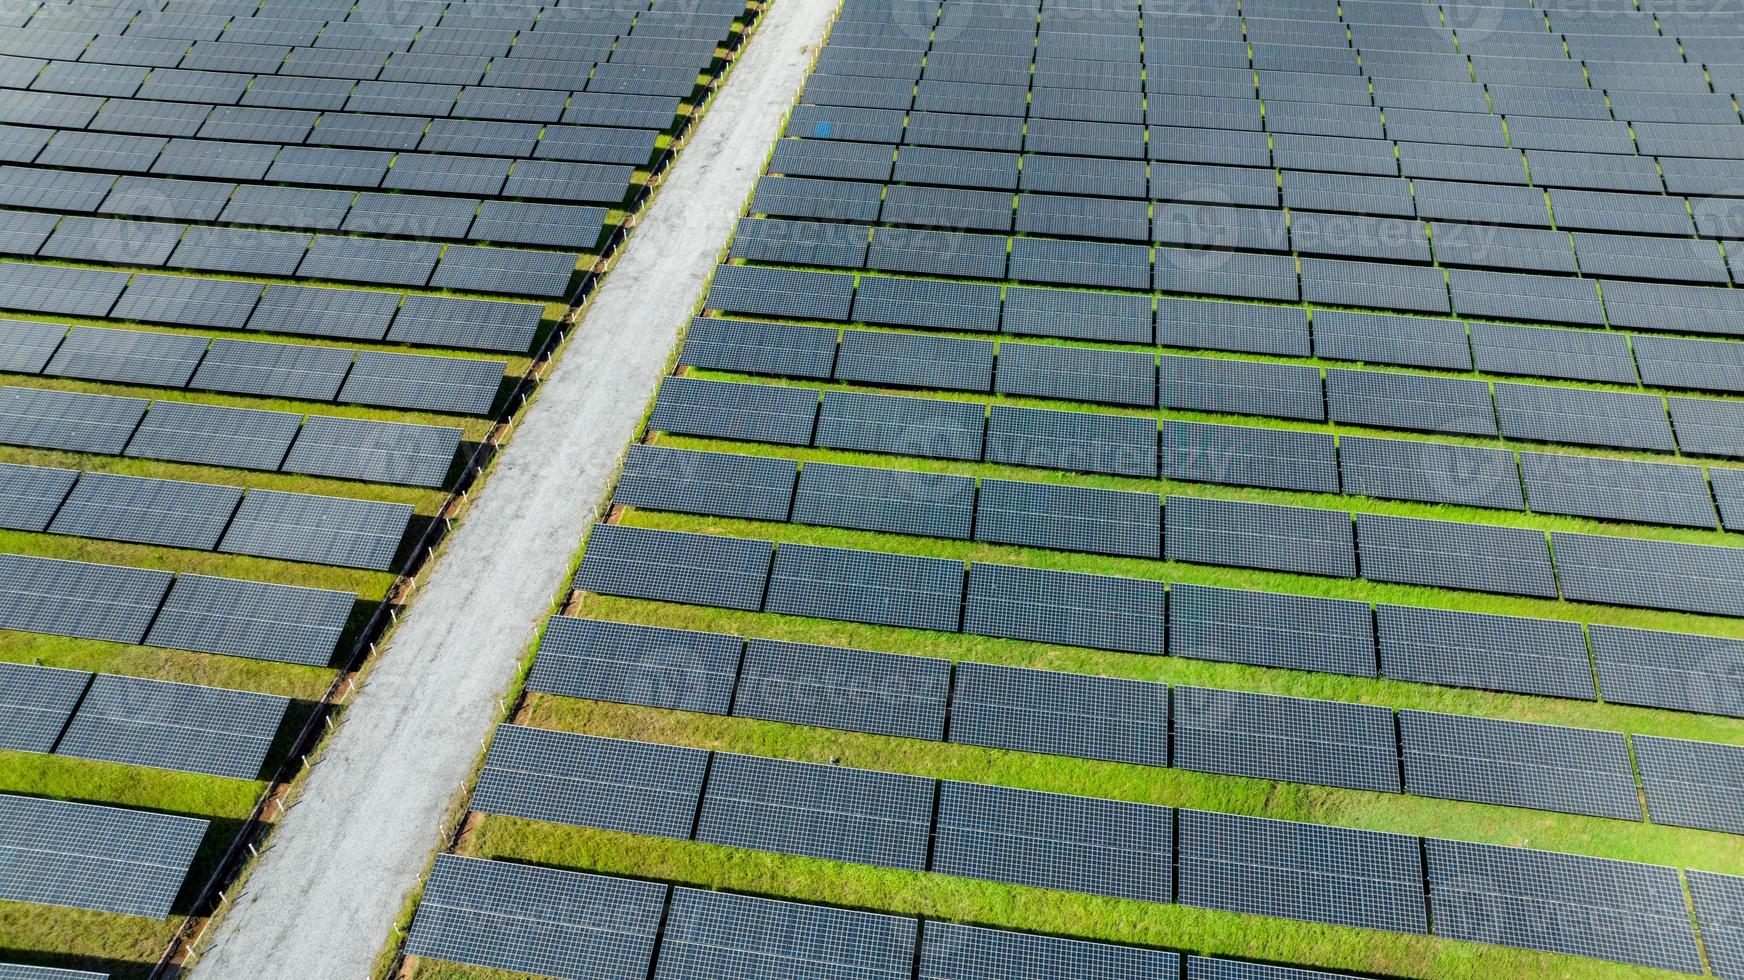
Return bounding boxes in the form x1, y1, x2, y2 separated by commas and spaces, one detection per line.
1436, 0, 1508, 45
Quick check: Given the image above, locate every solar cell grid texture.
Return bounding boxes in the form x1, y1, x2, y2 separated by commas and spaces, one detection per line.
1160, 420, 1339, 494
577, 524, 774, 613
1177, 809, 1428, 934
0, 462, 77, 533
1425, 839, 1702, 972
0, 792, 207, 919
404, 854, 666, 980
1399, 711, 1639, 820
649, 376, 819, 447
733, 639, 948, 741
1169, 582, 1376, 676
1552, 531, 1744, 618
695, 752, 933, 871
124, 401, 303, 473
0, 661, 89, 754
947, 661, 1170, 767
1165, 495, 1356, 578
0, 553, 172, 646
527, 616, 741, 716
1356, 513, 1557, 598
792, 461, 973, 540
1173, 686, 1401, 793
1633, 735, 1744, 836
281, 415, 461, 488
54, 674, 289, 780
964, 561, 1166, 655
1376, 605, 1596, 700
974, 478, 1160, 558
658, 887, 918, 980
1690, 872, 1744, 980
931, 780, 1174, 903
1520, 452, 1716, 529
473, 726, 707, 839
765, 542, 964, 632
984, 404, 1158, 478
617, 444, 798, 522
0, 386, 148, 456
143, 572, 354, 667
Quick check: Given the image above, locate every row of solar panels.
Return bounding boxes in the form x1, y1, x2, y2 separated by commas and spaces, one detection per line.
0, 463, 413, 569
0, 792, 206, 920
553, 555, 1744, 710
408, 855, 1486, 980
460, 725, 1731, 973
0, 661, 288, 779
744, 182, 1744, 291
633, 431, 1731, 558
747, 167, 1742, 250
0, 551, 352, 665
0, 961, 105, 980
0, 386, 461, 487
578, 514, 1744, 669
682, 313, 1744, 457
0, 207, 581, 298
526, 616, 1741, 831
798, 69, 1744, 156
709, 254, 1744, 353
0, 165, 607, 249
2, 320, 504, 415
0, 260, 547, 352
651, 372, 1744, 504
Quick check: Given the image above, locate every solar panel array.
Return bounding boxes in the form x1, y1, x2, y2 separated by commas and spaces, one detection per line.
0, 792, 207, 919
518, 618, 1742, 829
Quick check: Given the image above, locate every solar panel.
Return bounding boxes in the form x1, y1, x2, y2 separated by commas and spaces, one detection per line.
525, 615, 741, 714
280, 415, 462, 488
219, 489, 411, 572
1690, 872, 1744, 980
189, 338, 353, 402
1424, 839, 1701, 972
678, 317, 838, 380
1494, 382, 1675, 452
0, 661, 89, 754
1551, 531, 1744, 618
1603, 280, 1744, 339
1669, 395, 1744, 459
791, 461, 973, 540
985, 404, 1157, 478
752, 174, 884, 222
55, 674, 288, 780
431, 245, 577, 298
733, 638, 950, 740
963, 562, 1167, 655
835, 329, 995, 393
705, 264, 858, 321
110, 274, 264, 332
815, 390, 984, 461
995, 342, 1155, 408
1520, 452, 1715, 528
1168, 582, 1375, 675
1008, 236, 1151, 292
1400, 710, 1639, 819
737, 216, 872, 270
1177, 809, 1427, 933
576, 524, 774, 612
0, 262, 128, 318
0, 963, 108, 980
921, 922, 1180, 980
49, 472, 241, 551
932, 780, 1174, 902
1325, 368, 1495, 436
1173, 685, 1400, 792
1159, 355, 1324, 422
143, 571, 353, 665
171, 226, 312, 278
472, 725, 707, 837
388, 294, 544, 354
695, 752, 934, 870
1311, 310, 1471, 371
1633, 334, 1744, 395
248, 284, 399, 342
852, 274, 1002, 333
658, 887, 918, 980
1184, 958, 1352, 980
0, 793, 207, 919
339, 351, 503, 417
404, 854, 665, 980
1160, 420, 1338, 494
973, 478, 1159, 559
947, 661, 1169, 767
1627, 735, 1744, 837
0, 462, 78, 533
1377, 603, 1595, 700
616, 444, 797, 522
40, 215, 186, 267
221, 185, 353, 231
648, 376, 820, 447
1715, 467, 1744, 533
0, 319, 64, 375
765, 542, 964, 631
1356, 513, 1558, 598
1172, 495, 1356, 578
123, 400, 303, 473
299, 236, 440, 289
1337, 436, 1522, 511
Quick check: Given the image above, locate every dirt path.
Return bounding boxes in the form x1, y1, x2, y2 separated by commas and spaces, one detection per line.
189, 4, 836, 975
